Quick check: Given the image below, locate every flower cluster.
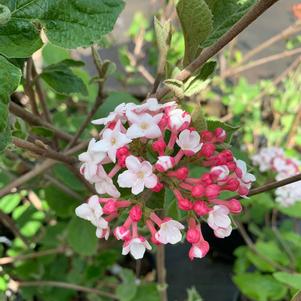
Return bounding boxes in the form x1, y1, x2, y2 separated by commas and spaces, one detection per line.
75, 98, 256, 260
252, 147, 301, 207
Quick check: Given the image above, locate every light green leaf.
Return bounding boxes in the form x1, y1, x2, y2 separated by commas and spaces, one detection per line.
67, 216, 98, 256
177, 0, 213, 65
182, 101, 207, 131
202, 0, 255, 47
278, 202, 301, 218
0, 4, 11, 25
0, 193, 21, 214
233, 273, 287, 301
116, 269, 137, 301
40, 60, 88, 96
154, 17, 172, 73
164, 79, 184, 99
274, 272, 301, 290
0, 0, 125, 58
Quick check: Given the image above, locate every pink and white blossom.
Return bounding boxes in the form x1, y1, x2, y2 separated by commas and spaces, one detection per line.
118, 156, 158, 195
122, 237, 152, 259
167, 108, 191, 131
155, 220, 185, 245
176, 129, 203, 155
207, 205, 232, 238
155, 156, 175, 172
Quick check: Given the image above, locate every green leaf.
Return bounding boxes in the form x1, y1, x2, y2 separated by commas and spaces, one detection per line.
0, 193, 21, 214
44, 185, 79, 218
0, 55, 21, 152
67, 216, 98, 256
202, 0, 255, 47
0, 0, 124, 58
135, 284, 160, 301
274, 272, 301, 290
154, 17, 172, 72
233, 273, 288, 301
177, 0, 213, 65
292, 291, 301, 301
40, 60, 88, 96
186, 287, 203, 301
278, 202, 301, 218
164, 79, 184, 99
206, 119, 239, 143
146, 189, 166, 210
116, 269, 137, 301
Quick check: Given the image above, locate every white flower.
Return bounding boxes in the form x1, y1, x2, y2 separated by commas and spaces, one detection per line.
252, 147, 284, 172
126, 111, 163, 139
167, 108, 191, 131
91, 165, 120, 198
155, 220, 185, 244
210, 165, 229, 181
96, 227, 110, 240
117, 156, 158, 195
133, 98, 176, 113
155, 156, 174, 172
79, 138, 106, 181
122, 237, 152, 259
176, 129, 203, 154
207, 205, 232, 238
92, 121, 132, 163
235, 159, 256, 186
75, 195, 108, 229
92, 103, 128, 125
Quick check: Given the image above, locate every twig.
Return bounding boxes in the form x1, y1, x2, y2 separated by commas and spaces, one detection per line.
286, 101, 301, 148
12, 138, 77, 165
13, 280, 117, 299
0, 141, 88, 198
156, 243, 168, 301
155, 0, 281, 100
9, 102, 73, 142
0, 210, 29, 247
0, 247, 65, 265
223, 47, 301, 78
239, 22, 301, 64
31, 62, 52, 124
65, 47, 105, 149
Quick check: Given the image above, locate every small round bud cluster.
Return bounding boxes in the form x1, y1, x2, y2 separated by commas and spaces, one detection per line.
75, 98, 256, 260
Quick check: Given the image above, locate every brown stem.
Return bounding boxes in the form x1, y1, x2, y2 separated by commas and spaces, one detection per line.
156, 244, 168, 301
24, 58, 39, 116
0, 210, 29, 247
286, 102, 301, 148
12, 137, 77, 165
223, 47, 301, 78
0, 141, 88, 198
239, 22, 301, 64
31, 63, 52, 124
155, 0, 280, 100
9, 102, 73, 142
0, 247, 65, 265
14, 280, 117, 299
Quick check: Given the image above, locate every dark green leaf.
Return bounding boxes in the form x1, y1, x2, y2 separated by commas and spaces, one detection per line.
206, 119, 239, 143
67, 216, 98, 255
116, 269, 137, 301
177, 0, 213, 65
202, 0, 255, 48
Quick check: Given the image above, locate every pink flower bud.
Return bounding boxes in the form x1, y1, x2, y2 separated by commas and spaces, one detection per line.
205, 184, 221, 199
103, 200, 117, 214
200, 173, 212, 185
223, 178, 240, 191
228, 199, 242, 214
201, 130, 214, 142
221, 150, 233, 161
193, 201, 211, 216
186, 228, 200, 244
152, 139, 166, 155
191, 185, 205, 198
117, 147, 130, 167
129, 205, 142, 222
226, 161, 236, 171
178, 198, 193, 211
151, 182, 164, 192
214, 128, 226, 143
199, 143, 216, 158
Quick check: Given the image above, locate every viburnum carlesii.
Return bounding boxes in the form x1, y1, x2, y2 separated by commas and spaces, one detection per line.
75, 98, 256, 260
252, 147, 301, 207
